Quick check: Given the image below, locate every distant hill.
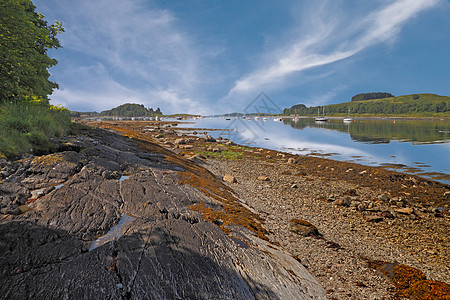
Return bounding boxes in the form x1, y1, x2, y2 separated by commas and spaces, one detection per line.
351, 92, 394, 101
100, 103, 162, 117
283, 93, 450, 117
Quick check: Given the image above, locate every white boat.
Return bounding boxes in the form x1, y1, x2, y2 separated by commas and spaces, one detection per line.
315, 107, 328, 122
343, 108, 352, 122
343, 117, 352, 123
273, 117, 283, 122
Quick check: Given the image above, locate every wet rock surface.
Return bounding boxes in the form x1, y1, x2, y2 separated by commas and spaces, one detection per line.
0, 126, 326, 299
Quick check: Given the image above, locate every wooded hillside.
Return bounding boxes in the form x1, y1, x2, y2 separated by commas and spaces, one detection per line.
283, 94, 450, 116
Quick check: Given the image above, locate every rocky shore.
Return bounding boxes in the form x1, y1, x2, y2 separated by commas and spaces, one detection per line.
1, 120, 449, 299
0, 124, 325, 299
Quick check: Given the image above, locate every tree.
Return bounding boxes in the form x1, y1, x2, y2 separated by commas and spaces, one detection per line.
0, 0, 64, 104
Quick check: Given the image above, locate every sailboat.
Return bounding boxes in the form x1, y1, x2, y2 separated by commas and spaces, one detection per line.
343, 107, 352, 123
315, 106, 328, 122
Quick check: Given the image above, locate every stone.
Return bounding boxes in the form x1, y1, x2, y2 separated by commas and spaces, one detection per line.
0, 204, 21, 215
396, 201, 406, 208
291, 184, 298, 188
288, 157, 297, 164
188, 154, 205, 162
223, 174, 237, 183
327, 195, 336, 202
30, 188, 46, 199
174, 138, 186, 145
381, 211, 394, 219
205, 135, 216, 142
395, 207, 414, 215
334, 198, 351, 207
257, 176, 270, 181
357, 203, 368, 212
366, 215, 383, 223
289, 219, 320, 237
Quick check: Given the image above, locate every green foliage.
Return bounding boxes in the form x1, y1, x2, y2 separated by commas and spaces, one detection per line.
283, 94, 450, 117
196, 149, 243, 160
0, 101, 72, 157
101, 103, 163, 117
0, 0, 64, 103
351, 92, 394, 101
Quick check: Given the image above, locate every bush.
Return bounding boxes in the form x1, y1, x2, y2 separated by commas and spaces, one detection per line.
0, 100, 72, 157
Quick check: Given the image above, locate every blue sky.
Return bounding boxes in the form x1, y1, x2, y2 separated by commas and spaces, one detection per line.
34, 0, 450, 114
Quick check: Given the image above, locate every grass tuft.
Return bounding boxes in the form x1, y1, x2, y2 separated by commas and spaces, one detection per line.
0, 101, 72, 157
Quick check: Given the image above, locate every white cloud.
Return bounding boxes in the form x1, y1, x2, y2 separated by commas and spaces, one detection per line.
227, 0, 440, 98
42, 0, 206, 113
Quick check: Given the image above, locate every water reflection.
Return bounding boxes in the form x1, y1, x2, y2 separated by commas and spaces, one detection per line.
89, 213, 136, 251
174, 117, 450, 183
283, 118, 450, 144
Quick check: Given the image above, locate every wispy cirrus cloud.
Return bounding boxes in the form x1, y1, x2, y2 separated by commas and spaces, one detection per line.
227, 0, 440, 98
41, 0, 206, 113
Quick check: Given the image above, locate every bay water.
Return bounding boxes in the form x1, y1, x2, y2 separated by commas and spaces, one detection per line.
174, 117, 450, 184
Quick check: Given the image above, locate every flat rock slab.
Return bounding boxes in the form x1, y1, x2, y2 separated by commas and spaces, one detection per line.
0, 127, 326, 299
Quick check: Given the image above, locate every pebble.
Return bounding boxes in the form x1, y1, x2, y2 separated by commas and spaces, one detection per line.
395, 207, 414, 215
288, 158, 297, 164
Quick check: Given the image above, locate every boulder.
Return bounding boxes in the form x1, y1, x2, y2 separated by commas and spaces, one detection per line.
223, 174, 237, 183
174, 138, 186, 145
289, 219, 320, 237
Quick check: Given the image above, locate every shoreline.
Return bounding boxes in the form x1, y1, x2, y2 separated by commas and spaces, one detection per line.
85, 120, 449, 299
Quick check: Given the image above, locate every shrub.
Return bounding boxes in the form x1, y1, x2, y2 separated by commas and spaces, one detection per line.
0, 101, 72, 157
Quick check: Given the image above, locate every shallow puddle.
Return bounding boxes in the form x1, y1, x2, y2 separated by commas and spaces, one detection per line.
89, 214, 136, 251
119, 175, 129, 182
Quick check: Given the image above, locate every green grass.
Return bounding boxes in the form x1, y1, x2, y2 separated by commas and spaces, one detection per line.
0, 101, 72, 158
196, 149, 244, 160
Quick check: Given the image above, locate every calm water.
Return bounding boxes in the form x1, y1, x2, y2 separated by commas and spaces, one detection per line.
173, 117, 450, 184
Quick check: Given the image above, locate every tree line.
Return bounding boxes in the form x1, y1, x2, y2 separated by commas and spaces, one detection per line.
283, 94, 450, 116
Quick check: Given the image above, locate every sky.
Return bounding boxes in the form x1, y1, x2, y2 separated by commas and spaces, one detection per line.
33, 0, 450, 115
